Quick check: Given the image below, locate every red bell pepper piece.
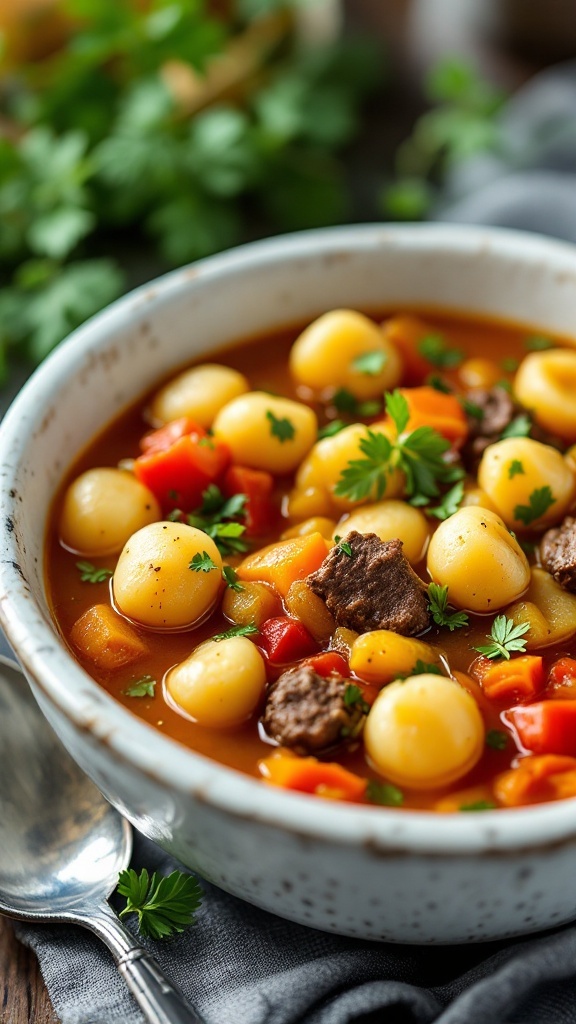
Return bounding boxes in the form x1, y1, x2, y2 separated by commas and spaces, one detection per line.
134, 418, 230, 513
546, 657, 576, 699
507, 701, 576, 755
303, 652, 349, 677
259, 616, 317, 663
224, 465, 275, 536
473, 655, 545, 702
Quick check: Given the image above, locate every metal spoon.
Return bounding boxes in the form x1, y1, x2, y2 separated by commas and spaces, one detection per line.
0, 654, 206, 1024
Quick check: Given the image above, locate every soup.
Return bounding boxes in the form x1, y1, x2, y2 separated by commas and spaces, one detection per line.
46, 309, 576, 811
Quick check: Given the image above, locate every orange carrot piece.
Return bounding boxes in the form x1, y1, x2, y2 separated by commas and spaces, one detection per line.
70, 604, 147, 671
381, 315, 439, 386
546, 657, 576, 699
494, 754, 576, 807
397, 386, 469, 446
259, 752, 366, 802
237, 532, 329, 598
473, 655, 545, 703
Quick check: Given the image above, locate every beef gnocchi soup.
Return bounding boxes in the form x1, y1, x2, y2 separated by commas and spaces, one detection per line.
46, 309, 576, 811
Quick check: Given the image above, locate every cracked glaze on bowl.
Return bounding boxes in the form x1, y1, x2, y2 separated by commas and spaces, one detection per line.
3, 224, 576, 944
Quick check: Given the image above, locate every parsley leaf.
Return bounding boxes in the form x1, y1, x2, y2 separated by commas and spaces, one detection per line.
76, 560, 113, 584
460, 800, 497, 812
525, 335, 554, 351
461, 398, 484, 420
352, 350, 388, 376
266, 409, 295, 443
386, 389, 411, 434
318, 419, 348, 440
514, 486, 555, 526
117, 867, 202, 940
501, 414, 532, 439
222, 565, 243, 591
186, 486, 249, 557
212, 623, 260, 642
474, 615, 530, 660
426, 374, 452, 394
334, 534, 353, 556
331, 388, 382, 419
334, 428, 394, 503
427, 582, 469, 631
123, 676, 156, 698
508, 460, 524, 479
189, 551, 218, 572
486, 729, 508, 751
365, 780, 404, 806
427, 480, 464, 520
418, 333, 464, 368
344, 683, 370, 714
501, 357, 519, 372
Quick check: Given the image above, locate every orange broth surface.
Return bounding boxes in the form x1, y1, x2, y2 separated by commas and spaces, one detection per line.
45, 309, 576, 811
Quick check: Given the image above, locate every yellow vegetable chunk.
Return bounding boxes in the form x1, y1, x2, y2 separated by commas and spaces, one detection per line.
149, 363, 248, 428
213, 391, 317, 474
166, 636, 266, 727
364, 674, 484, 789
331, 627, 359, 658
113, 522, 223, 630
281, 516, 337, 540
335, 500, 429, 565
289, 309, 402, 399
59, 468, 160, 556
221, 580, 280, 628
426, 506, 530, 612
514, 349, 576, 441
460, 485, 498, 514
478, 437, 575, 530
506, 567, 576, 649
458, 357, 501, 390
285, 580, 336, 642
350, 631, 442, 686
237, 531, 329, 598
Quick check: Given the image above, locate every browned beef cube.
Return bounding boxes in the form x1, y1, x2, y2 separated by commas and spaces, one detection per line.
262, 665, 360, 754
540, 516, 576, 591
306, 531, 429, 636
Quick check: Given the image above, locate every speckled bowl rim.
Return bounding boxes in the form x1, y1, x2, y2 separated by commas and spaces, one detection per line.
3, 223, 576, 856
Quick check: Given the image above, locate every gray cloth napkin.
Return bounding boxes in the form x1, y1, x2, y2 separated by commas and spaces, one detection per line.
14, 60, 576, 1024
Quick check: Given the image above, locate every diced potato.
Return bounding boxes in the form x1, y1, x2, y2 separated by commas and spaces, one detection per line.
221, 580, 280, 628
335, 500, 429, 565
331, 627, 359, 658
70, 604, 147, 671
478, 437, 575, 530
350, 630, 442, 686
460, 485, 498, 514
505, 567, 576, 649
237, 531, 329, 598
289, 309, 402, 399
281, 516, 337, 540
364, 674, 485, 789
427, 506, 530, 612
166, 636, 266, 727
285, 580, 336, 642
213, 392, 317, 474
59, 468, 160, 556
514, 349, 576, 441
149, 364, 249, 428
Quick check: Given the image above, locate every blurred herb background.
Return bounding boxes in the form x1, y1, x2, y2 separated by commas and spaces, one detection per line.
0, 0, 505, 383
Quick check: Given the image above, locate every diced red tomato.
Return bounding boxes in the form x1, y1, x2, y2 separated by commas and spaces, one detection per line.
134, 418, 230, 512
546, 657, 576, 699
259, 616, 317, 663
472, 655, 545, 703
224, 465, 275, 536
508, 701, 576, 756
259, 752, 366, 801
303, 651, 349, 677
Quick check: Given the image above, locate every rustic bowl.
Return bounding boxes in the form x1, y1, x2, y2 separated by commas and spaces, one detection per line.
2, 224, 576, 944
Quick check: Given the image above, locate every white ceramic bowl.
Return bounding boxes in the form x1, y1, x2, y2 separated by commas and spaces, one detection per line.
3, 224, 576, 944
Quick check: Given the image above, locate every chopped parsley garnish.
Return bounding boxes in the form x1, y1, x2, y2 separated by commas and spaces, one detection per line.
508, 459, 524, 479
501, 414, 532, 439
486, 729, 508, 751
123, 675, 156, 698
266, 409, 295, 443
331, 387, 382, 419
459, 800, 497, 812
344, 683, 370, 714
426, 374, 452, 394
461, 398, 484, 420
395, 660, 442, 681
525, 335, 554, 351
318, 418, 348, 440
474, 614, 530, 660
212, 623, 260, 642
76, 561, 113, 584
117, 868, 202, 940
334, 390, 463, 505
427, 582, 469, 631
334, 534, 353, 557
189, 551, 218, 573
514, 486, 555, 526
427, 480, 464, 521
222, 566, 243, 591
365, 780, 404, 807
185, 485, 249, 557
352, 350, 388, 376
501, 357, 519, 372
418, 333, 464, 369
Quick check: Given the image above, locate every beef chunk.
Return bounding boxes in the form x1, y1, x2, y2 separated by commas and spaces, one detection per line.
306, 531, 429, 636
540, 516, 576, 591
464, 386, 516, 461
262, 665, 359, 754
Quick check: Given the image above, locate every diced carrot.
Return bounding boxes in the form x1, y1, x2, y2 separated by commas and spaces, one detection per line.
237, 531, 329, 597
397, 386, 469, 446
494, 754, 576, 807
381, 315, 439, 386
507, 701, 576, 755
473, 655, 545, 703
224, 465, 276, 536
70, 604, 147, 671
259, 751, 366, 802
546, 657, 576, 699
259, 616, 317, 663
304, 652, 349, 677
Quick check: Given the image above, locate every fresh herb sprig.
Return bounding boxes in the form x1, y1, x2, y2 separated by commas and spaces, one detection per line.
183, 485, 249, 556
365, 780, 404, 807
76, 561, 113, 584
514, 486, 556, 527
428, 583, 469, 631
334, 390, 463, 504
474, 615, 530, 660
418, 333, 463, 369
212, 623, 259, 642
123, 676, 156, 698
117, 868, 202, 940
